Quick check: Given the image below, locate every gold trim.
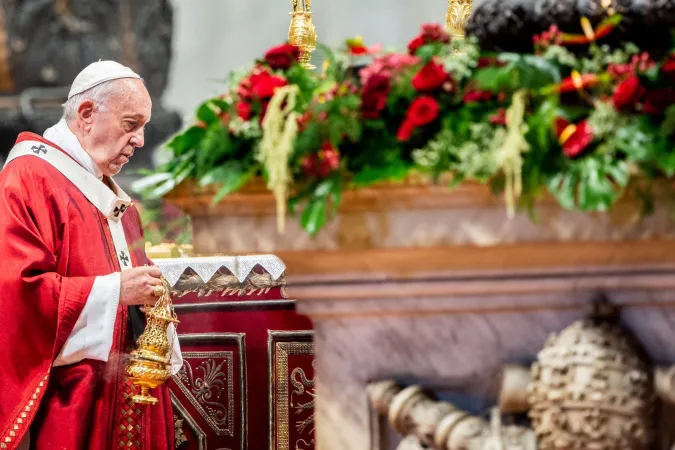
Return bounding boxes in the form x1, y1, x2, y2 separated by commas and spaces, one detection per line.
0, 372, 49, 449
267, 332, 314, 450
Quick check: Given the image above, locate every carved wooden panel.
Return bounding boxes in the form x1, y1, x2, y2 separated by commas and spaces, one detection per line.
269, 331, 315, 450
170, 333, 246, 450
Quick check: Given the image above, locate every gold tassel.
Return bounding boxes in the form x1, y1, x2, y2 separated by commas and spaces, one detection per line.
259, 85, 301, 234
497, 90, 529, 217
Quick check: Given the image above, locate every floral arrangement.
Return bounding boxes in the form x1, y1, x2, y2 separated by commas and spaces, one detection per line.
135, 18, 675, 235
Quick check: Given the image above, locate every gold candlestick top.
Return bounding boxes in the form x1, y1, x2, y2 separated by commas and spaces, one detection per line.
288, 0, 317, 69
446, 0, 473, 39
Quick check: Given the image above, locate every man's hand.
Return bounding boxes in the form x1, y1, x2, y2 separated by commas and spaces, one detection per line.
119, 266, 163, 306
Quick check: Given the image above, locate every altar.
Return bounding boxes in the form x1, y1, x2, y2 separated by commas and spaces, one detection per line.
154, 255, 314, 450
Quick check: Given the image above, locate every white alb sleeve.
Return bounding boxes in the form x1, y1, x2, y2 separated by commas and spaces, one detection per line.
53, 272, 121, 367
168, 322, 183, 375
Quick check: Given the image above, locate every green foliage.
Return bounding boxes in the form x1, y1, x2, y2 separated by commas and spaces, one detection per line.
134, 20, 675, 237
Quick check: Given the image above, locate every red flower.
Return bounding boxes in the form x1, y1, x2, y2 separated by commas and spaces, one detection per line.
396, 120, 416, 142
612, 76, 646, 111
463, 89, 493, 103
412, 61, 449, 92
642, 89, 675, 115
555, 72, 599, 93
302, 143, 341, 178
237, 77, 253, 101
533, 25, 562, 53
397, 96, 440, 142
264, 44, 300, 70
555, 118, 594, 158
662, 54, 675, 83
361, 74, 391, 119
407, 23, 450, 55
607, 63, 633, 80
407, 36, 426, 55
420, 24, 450, 44
489, 108, 507, 126
477, 57, 506, 68
236, 102, 252, 121
630, 52, 655, 73
407, 96, 440, 126
297, 111, 312, 131
249, 71, 288, 100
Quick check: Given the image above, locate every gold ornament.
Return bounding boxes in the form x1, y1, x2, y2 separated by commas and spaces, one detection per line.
288, 0, 317, 69
126, 276, 180, 405
445, 0, 473, 39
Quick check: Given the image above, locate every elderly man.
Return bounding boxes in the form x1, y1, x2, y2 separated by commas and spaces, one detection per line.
0, 61, 182, 449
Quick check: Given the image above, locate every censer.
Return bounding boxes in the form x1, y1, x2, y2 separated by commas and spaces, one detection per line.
288, 0, 317, 69
126, 276, 179, 405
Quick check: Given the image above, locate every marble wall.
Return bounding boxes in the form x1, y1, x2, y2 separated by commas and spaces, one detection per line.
292, 253, 675, 449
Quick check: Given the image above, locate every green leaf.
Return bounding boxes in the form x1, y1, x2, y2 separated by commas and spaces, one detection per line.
300, 199, 327, 235
145, 162, 195, 199
166, 126, 206, 156
200, 162, 253, 204
351, 160, 410, 186
130, 172, 174, 194
196, 101, 219, 125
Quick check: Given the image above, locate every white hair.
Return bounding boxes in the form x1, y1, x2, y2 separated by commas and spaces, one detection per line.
61, 79, 121, 122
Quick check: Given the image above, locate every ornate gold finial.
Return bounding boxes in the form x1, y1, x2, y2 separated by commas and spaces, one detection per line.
126, 276, 180, 405
288, 0, 317, 69
445, 0, 473, 39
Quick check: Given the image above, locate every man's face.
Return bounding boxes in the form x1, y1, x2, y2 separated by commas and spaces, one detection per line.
80, 79, 152, 177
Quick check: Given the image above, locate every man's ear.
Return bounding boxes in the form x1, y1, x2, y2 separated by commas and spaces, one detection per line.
77, 100, 95, 130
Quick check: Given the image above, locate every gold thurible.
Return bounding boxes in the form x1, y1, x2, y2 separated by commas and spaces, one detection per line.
289, 0, 317, 69
125, 276, 179, 405
445, 0, 473, 39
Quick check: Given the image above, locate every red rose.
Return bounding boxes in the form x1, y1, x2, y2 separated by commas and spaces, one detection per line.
250, 71, 288, 100
407, 24, 450, 55
421, 24, 450, 44
407, 96, 440, 126
264, 44, 300, 70
662, 55, 675, 83
555, 118, 594, 158
612, 76, 645, 111
361, 74, 391, 119
236, 102, 252, 120
396, 120, 416, 142
412, 61, 449, 92
463, 89, 493, 103
407, 36, 426, 55
642, 89, 675, 115
397, 96, 440, 142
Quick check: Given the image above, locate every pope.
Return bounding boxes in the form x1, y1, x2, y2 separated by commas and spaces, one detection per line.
0, 61, 182, 449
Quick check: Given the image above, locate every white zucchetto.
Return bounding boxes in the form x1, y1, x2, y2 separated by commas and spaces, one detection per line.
67, 60, 141, 99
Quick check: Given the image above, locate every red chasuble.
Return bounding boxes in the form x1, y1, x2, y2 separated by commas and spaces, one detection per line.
0, 133, 173, 450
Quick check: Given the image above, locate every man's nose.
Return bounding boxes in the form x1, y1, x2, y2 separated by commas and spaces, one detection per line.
130, 128, 145, 148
